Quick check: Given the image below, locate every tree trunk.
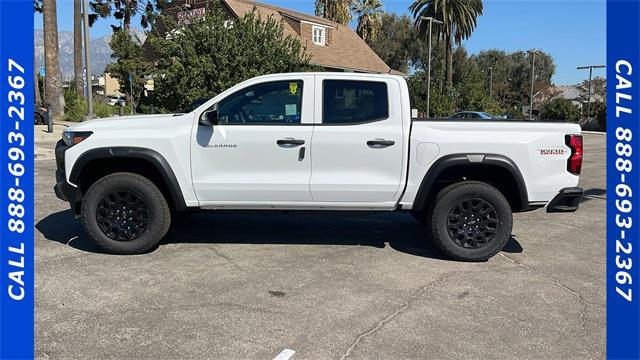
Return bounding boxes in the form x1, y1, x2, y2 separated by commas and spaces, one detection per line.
124, 10, 131, 33
34, 51, 41, 105
73, 0, 83, 94
43, 0, 65, 120
445, 36, 453, 92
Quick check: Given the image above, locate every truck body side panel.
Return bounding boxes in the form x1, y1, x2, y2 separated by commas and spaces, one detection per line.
400, 121, 582, 209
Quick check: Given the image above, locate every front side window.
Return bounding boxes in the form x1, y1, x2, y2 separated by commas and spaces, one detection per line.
217, 81, 303, 125
322, 80, 389, 124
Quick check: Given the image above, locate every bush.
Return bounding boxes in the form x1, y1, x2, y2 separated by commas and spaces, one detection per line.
63, 91, 130, 120
596, 105, 607, 131
94, 103, 117, 118
540, 98, 580, 122
63, 91, 87, 122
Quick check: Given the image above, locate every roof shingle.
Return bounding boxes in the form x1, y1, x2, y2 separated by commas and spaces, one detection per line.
222, 0, 391, 73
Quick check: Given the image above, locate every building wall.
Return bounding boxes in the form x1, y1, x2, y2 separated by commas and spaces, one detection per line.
104, 73, 123, 97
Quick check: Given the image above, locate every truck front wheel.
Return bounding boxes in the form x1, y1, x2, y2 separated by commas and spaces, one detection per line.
429, 181, 513, 261
81, 172, 171, 254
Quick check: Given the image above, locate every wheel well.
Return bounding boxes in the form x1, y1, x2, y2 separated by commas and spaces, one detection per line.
419, 164, 525, 212
76, 157, 177, 212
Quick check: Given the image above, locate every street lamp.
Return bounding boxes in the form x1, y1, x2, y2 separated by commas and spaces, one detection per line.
487, 66, 493, 98
527, 50, 539, 120
419, 16, 443, 118
577, 64, 605, 120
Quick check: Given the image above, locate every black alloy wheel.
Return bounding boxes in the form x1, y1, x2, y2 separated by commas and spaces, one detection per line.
429, 181, 513, 262
446, 198, 498, 249
96, 189, 150, 241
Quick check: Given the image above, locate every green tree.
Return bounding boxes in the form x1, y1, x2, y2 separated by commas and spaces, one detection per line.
407, 71, 455, 117
315, 0, 352, 25
352, 0, 384, 41
540, 98, 580, 122
108, 29, 148, 111
410, 0, 483, 91
366, 13, 428, 74
140, 9, 312, 112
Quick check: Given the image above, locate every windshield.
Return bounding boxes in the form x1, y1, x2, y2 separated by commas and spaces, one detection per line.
479, 112, 498, 119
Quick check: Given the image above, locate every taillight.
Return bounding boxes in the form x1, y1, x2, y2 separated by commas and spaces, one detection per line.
565, 135, 583, 175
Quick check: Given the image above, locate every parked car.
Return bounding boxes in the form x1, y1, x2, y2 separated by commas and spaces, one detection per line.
34, 105, 49, 125
107, 95, 126, 107
55, 73, 583, 261
449, 111, 500, 120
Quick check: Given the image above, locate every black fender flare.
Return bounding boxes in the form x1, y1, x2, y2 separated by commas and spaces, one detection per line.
69, 147, 187, 211
412, 153, 529, 212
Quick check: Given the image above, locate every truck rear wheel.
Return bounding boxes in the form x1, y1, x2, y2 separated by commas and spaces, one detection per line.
429, 181, 512, 261
81, 172, 171, 254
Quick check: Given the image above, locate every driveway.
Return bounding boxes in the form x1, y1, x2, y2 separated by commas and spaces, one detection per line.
35, 133, 606, 359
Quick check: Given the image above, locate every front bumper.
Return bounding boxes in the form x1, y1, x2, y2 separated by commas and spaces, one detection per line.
54, 140, 79, 214
546, 187, 584, 213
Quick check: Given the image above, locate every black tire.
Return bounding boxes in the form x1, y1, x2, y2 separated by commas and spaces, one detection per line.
34, 113, 43, 125
429, 181, 513, 262
81, 172, 171, 254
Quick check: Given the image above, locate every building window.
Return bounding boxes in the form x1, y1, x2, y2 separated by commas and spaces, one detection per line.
312, 26, 326, 46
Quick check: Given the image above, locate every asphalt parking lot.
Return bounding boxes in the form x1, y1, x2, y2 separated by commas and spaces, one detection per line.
35, 130, 606, 359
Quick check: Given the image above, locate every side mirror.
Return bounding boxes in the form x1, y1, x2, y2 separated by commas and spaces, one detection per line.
199, 109, 218, 126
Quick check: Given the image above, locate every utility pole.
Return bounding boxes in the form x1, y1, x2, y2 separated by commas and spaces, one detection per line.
129, 73, 134, 115
487, 67, 493, 98
577, 64, 605, 120
82, 0, 93, 119
420, 16, 443, 118
527, 50, 539, 120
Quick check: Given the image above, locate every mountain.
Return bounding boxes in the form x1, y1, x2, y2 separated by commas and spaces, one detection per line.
35, 29, 146, 79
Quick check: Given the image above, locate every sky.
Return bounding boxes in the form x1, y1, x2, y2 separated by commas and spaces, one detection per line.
35, 0, 606, 85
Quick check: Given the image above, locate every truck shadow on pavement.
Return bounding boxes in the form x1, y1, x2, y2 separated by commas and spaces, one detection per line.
36, 210, 523, 261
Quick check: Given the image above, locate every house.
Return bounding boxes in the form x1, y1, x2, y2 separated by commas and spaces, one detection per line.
155, 0, 393, 74
536, 77, 606, 109
97, 72, 124, 97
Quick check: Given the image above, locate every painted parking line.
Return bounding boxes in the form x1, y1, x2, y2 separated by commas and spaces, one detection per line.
273, 348, 296, 360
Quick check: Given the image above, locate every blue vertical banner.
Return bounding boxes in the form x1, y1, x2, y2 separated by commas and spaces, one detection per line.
0, 0, 35, 358
607, 0, 640, 358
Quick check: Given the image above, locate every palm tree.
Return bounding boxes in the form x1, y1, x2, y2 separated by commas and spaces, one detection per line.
410, 0, 483, 90
90, 0, 161, 33
74, 0, 83, 94
352, 0, 384, 41
315, 0, 352, 25
43, 0, 65, 119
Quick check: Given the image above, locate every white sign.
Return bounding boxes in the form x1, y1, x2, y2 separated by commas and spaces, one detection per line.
177, 7, 206, 25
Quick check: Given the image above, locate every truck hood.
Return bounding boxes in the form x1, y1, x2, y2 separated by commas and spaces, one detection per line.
66, 113, 191, 132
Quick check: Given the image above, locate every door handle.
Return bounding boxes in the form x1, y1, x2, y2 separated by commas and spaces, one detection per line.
367, 138, 395, 148
277, 138, 305, 148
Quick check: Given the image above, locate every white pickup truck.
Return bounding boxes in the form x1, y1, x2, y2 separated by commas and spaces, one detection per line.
55, 73, 584, 261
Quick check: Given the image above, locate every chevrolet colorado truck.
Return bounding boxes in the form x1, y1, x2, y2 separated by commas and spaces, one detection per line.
54, 73, 584, 261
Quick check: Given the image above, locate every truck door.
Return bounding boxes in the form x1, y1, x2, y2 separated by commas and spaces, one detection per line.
191, 76, 314, 206
310, 77, 404, 204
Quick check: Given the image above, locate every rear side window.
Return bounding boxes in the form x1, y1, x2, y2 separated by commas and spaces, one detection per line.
323, 80, 389, 124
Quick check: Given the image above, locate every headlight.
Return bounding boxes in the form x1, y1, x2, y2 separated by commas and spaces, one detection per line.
62, 131, 93, 147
